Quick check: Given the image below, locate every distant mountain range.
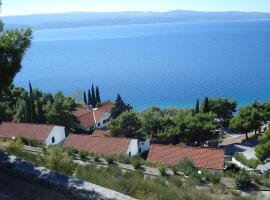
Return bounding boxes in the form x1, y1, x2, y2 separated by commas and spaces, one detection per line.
2, 10, 270, 30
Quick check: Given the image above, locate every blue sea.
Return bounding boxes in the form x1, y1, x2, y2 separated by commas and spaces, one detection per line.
14, 20, 270, 111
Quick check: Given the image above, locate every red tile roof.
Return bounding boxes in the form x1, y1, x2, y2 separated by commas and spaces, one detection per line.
91, 130, 108, 137
72, 103, 113, 128
0, 122, 55, 141
63, 134, 132, 156
147, 144, 224, 170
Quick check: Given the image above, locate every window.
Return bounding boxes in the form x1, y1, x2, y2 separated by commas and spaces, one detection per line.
51, 136, 55, 144
129, 151, 131, 157
103, 120, 106, 124
98, 123, 100, 127
139, 148, 141, 153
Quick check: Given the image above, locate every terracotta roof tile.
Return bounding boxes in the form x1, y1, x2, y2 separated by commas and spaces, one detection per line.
147, 144, 224, 170
0, 122, 55, 141
72, 103, 113, 128
63, 134, 132, 156
91, 130, 108, 137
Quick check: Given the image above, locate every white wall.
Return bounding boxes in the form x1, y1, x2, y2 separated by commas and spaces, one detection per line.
45, 126, 66, 146
126, 139, 139, 156
138, 139, 150, 155
95, 112, 111, 129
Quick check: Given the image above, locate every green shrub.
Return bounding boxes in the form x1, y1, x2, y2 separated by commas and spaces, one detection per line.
234, 153, 260, 168
44, 147, 76, 175
204, 170, 222, 184
171, 165, 178, 175
117, 154, 131, 164
132, 158, 141, 170
247, 158, 261, 169
235, 170, 251, 189
64, 147, 79, 156
7, 138, 23, 153
177, 158, 196, 175
157, 163, 167, 176
79, 150, 88, 160
93, 153, 100, 162
105, 155, 115, 164
21, 137, 43, 147
169, 176, 182, 187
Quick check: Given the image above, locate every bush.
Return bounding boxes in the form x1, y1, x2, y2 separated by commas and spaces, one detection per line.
132, 158, 141, 170
204, 170, 222, 184
64, 147, 79, 156
93, 153, 100, 162
79, 150, 88, 160
21, 137, 43, 147
44, 147, 76, 175
157, 163, 167, 176
7, 138, 23, 153
235, 170, 251, 189
169, 176, 182, 187
171, 165, 178, 175
247, 158, 261, 169
105, 155, 115, 164
117, 154, 131, 164
177, 159, 196, 175
234, 153, 260, 168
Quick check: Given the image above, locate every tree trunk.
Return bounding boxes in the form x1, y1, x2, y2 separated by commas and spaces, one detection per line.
246, 132, 248, 140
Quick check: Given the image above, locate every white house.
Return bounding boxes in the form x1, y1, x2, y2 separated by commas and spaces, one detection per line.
64, 130, 150, 156
0, 122, 66, 146
72, 103, 113, 131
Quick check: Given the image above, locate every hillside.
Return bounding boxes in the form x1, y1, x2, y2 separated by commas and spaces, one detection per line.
3, 10, 270, 30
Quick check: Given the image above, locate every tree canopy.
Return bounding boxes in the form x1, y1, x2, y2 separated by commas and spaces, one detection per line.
0, 1, 32, 91
255, 125, 270, 161
111, 94, 132, 119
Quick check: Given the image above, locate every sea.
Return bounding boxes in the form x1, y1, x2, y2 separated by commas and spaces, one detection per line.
14, 20, 270, 111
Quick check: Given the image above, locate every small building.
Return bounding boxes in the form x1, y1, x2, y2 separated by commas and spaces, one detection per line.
64, 132, 150, 156
147, 144, 224, 171
72, 103, 113, 131
0, 122, 66, 146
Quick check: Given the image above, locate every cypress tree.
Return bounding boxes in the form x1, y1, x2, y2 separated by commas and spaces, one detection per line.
195, 98, 200, 113
83, 91, 87, 106
91, 84, 96, 107
88, 90, 91, 107
203, 97, 210, 113
95, 86, 101, 104
36, 98, 44, 123
28, 81, 35, 122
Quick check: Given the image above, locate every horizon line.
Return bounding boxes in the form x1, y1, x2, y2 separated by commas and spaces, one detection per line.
2, 9, 270, 17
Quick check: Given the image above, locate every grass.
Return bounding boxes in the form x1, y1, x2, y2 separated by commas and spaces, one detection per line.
234, 153, 261, 169
1, 142, 264, 200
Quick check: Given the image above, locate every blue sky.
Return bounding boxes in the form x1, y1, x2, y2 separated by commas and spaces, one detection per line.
1, 0, 270, 16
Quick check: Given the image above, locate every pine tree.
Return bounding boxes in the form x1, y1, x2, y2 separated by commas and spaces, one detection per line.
83, 91, 87, 106
203, 97, 210, 113
87, 90, 91, 107
195, 98, 200, 113
91, 84, 96, 107
111, 94, 132, 119
95, 86, 101, 104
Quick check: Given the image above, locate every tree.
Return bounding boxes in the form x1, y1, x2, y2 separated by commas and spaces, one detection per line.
230, 104, 266, 139
0, 1, 32, 91
202, 97, 209, 113
83, 91, 87, 106
195, 99, 200, 114
141, 107, 163, 138
175, 112, 219, 145
108, 111, 143, 139
87, 89, 91, 107
206, 98, 237, 127
255, 125, 270, 161
45, 91, 77, 129
91, 84, 96, 107
95, 86, 101, 104
111, 94, 132, 119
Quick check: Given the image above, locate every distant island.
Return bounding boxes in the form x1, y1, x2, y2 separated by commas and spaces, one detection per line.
3, 10, 270, 30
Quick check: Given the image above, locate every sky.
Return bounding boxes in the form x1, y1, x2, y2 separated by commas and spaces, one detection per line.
1, 0, 270, 16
